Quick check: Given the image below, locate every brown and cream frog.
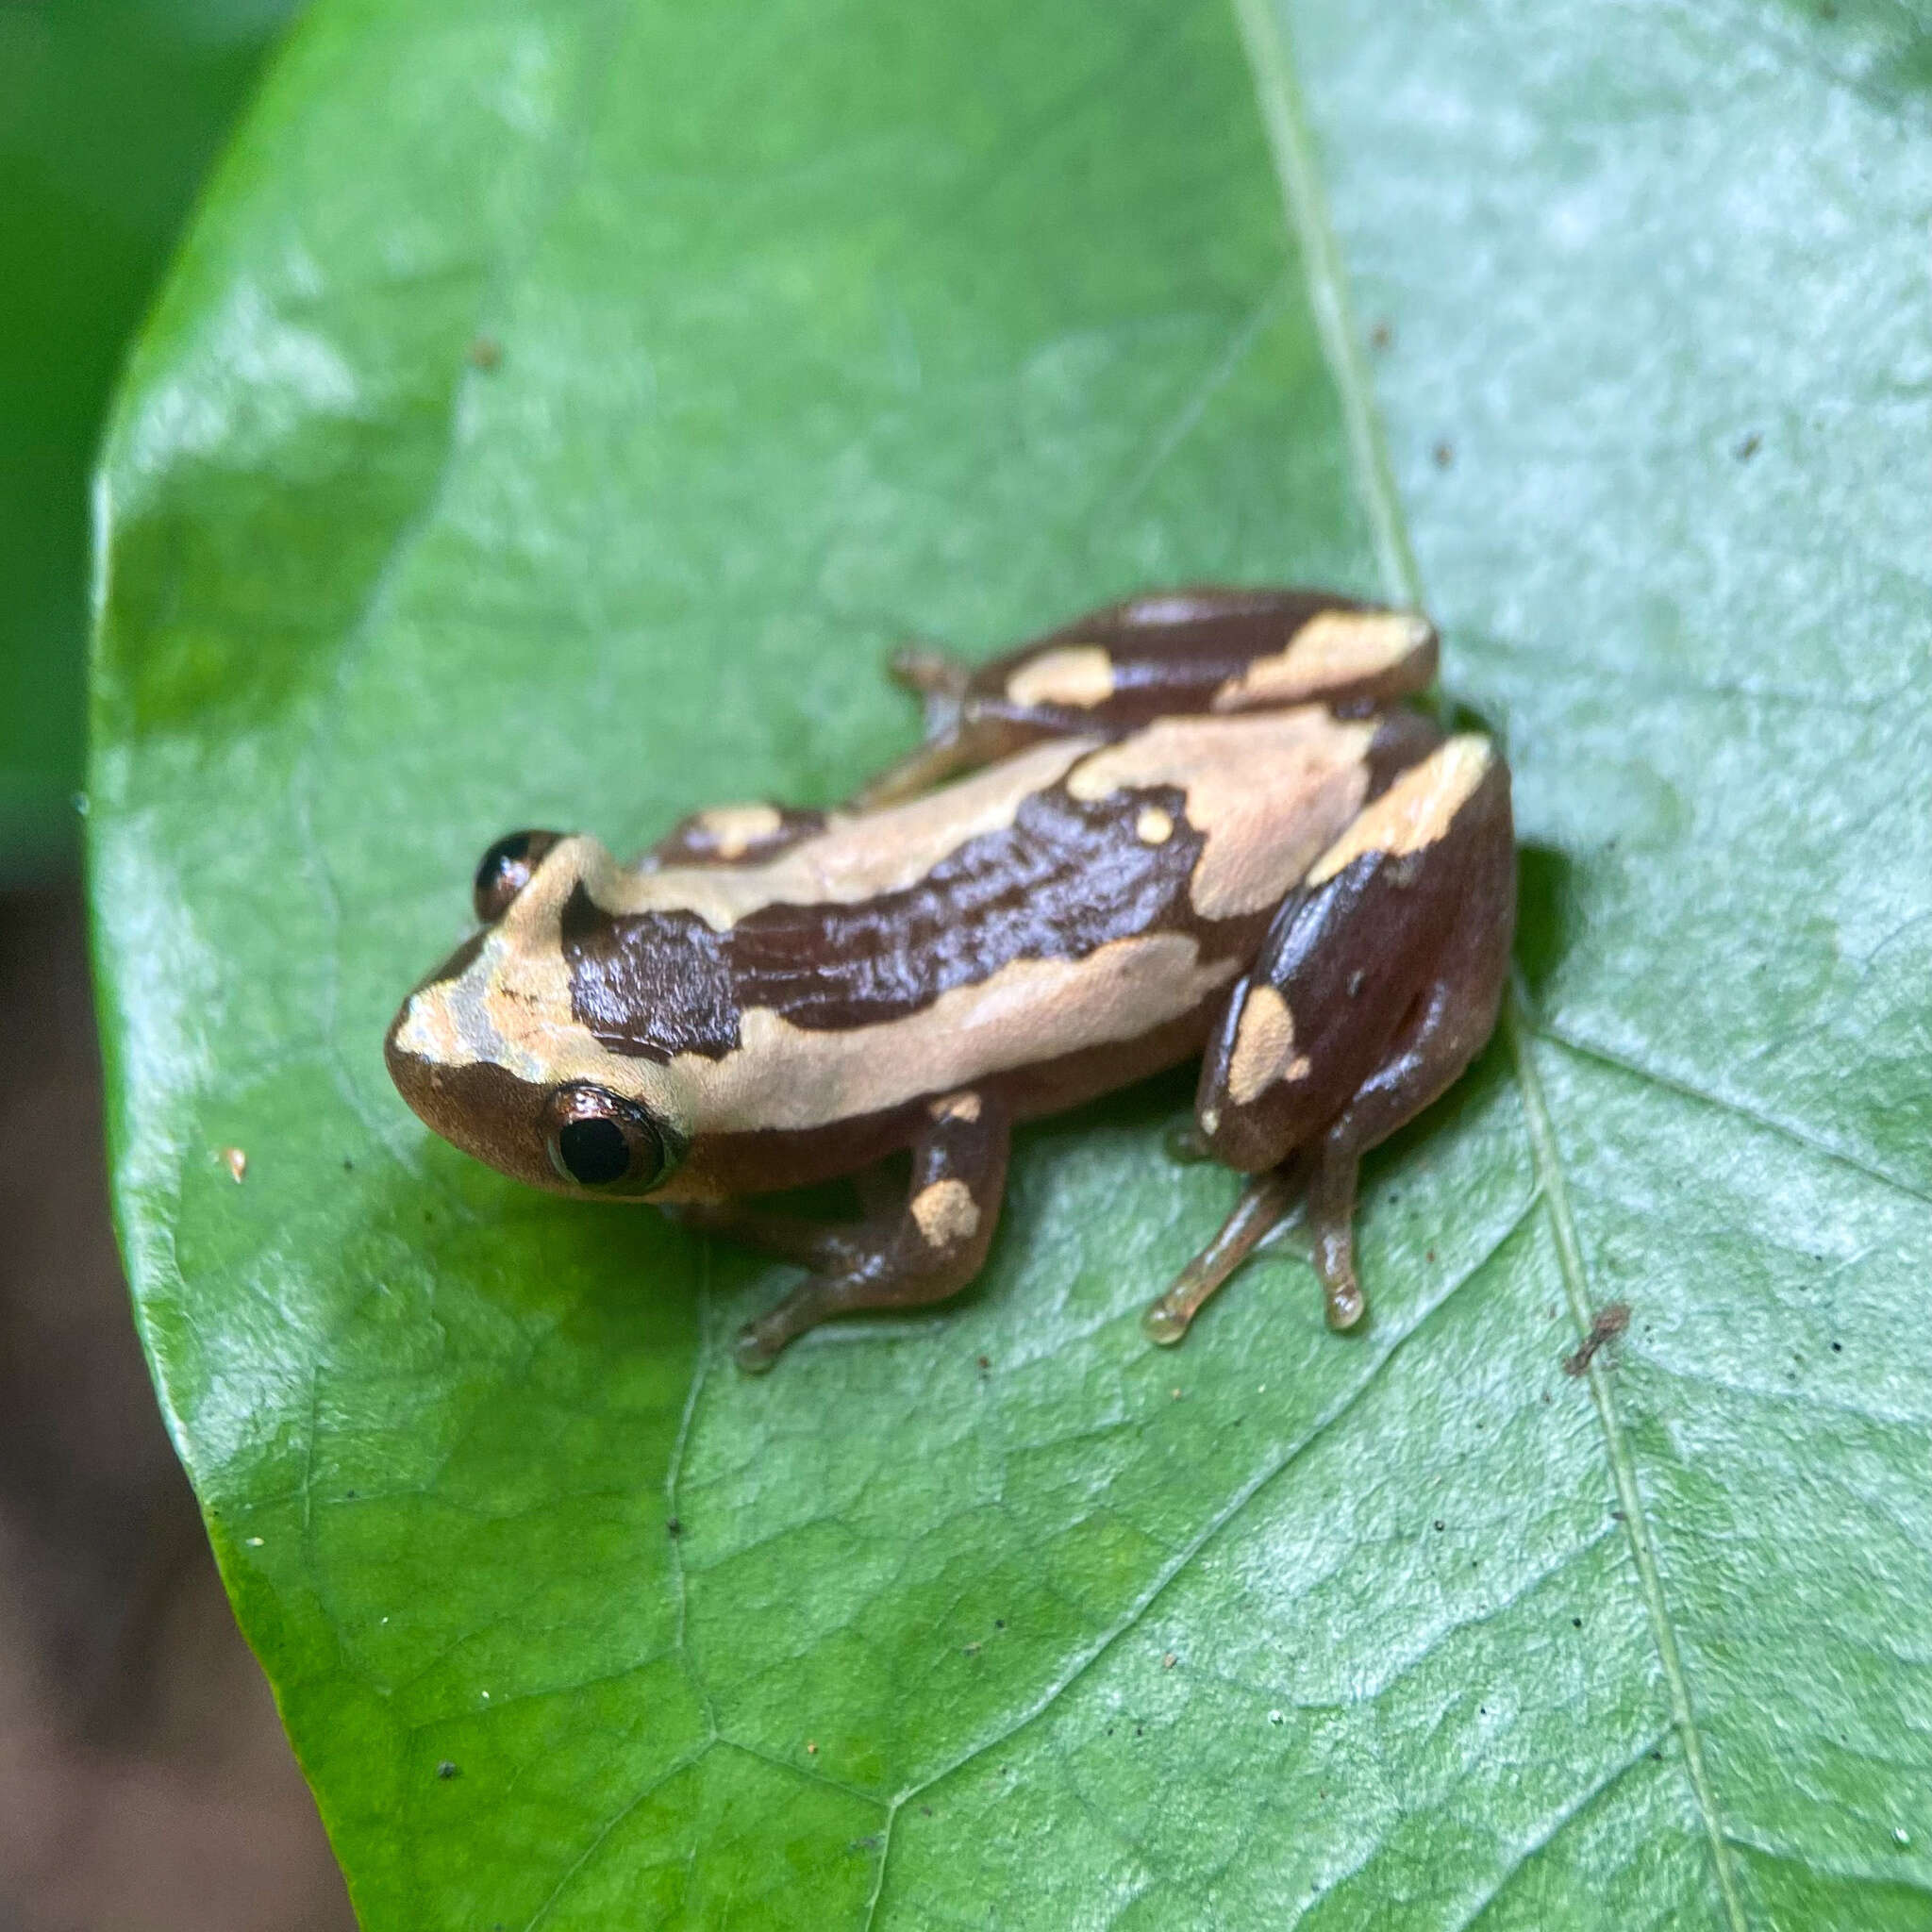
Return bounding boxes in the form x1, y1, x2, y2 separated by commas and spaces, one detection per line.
385, 589, 1514, 1368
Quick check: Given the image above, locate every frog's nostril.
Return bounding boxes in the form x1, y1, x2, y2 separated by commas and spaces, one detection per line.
473, 829, 563, 924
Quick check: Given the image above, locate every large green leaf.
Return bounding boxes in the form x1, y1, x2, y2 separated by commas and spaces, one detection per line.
91, 0, 1932, 1924
0, 0, 301, 875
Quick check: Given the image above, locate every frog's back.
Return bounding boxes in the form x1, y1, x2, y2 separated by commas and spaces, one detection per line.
563, 708, 1390, 1114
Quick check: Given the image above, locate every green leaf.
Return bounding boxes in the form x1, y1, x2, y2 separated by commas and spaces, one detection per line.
91, 0, 1932, 1924
0, 0, 299, 875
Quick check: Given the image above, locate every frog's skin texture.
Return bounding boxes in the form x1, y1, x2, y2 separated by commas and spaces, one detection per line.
386, 588, 1515, 1369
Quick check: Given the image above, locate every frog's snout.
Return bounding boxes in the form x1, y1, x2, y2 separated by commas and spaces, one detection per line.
384, 995, 559, 1192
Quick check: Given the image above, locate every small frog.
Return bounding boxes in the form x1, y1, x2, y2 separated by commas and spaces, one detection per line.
386, 589, 1514, 1369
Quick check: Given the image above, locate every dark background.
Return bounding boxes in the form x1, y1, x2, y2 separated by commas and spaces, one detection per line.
2, 3, 352, 1923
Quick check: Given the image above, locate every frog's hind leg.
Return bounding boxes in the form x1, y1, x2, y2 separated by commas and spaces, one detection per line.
729, 1090, 1011, 1371
1143, 1156, 1307, 1344
1296, 944, 1510, 1330
1154, 736, 1514, 1341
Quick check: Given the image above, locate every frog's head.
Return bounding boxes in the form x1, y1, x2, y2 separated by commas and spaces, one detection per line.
385, 830, 697, 1200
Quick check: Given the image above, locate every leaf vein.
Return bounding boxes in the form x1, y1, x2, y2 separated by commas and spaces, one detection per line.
1235, 1, 1759, 1913
1507, 996, 1751, 1932
1537, 1023, 1932, 1212
889, 1189, 1537, 1813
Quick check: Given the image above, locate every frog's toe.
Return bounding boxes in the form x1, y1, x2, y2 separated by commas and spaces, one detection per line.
732, 1324, 782, 1374
888, 641, 969, 699
1141, 1165, 1302, 1345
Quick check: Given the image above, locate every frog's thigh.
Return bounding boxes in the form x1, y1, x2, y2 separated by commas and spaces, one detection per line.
972, 588, 1438, 727
1197, 738, 1510, 1168
733, 1091, 1011, 1370
1188, 741, 1513, 1330
1304, 939, 1509, 1330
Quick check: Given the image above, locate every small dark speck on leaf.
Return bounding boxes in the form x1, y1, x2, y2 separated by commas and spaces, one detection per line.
1135, 1726, 1143, 1738
976, 1355, 991, 1371
1573, 1618, 1584, 1629
1650, 1749, 1663, 1761
1563, 1301, 1630, 1376
1541, 1391, 1552, 1404
437, 1761, 458, 1780
1735, 430, 1762, 459
665, 1518, 681, 1537
1832, 1341, 1842, 1353
920, 1805, 932, 1816
1610, 1508, 1625, 1521
1369, 319, 1392, 351
1433, 1520, 1444, 1532
341, 1157, 354, 1171
469, 335, 502, 370
1426, 1248, 1436, 1262
994, 1619, 1005, 1628
1432, 440, 1455, 469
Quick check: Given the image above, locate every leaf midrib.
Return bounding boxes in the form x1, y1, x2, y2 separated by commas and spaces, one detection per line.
1231, 2, 1751, 1925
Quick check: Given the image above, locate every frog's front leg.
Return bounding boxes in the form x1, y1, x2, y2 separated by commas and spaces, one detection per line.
715, 1091, 1011, 1372
1148, 733, 1514, 1341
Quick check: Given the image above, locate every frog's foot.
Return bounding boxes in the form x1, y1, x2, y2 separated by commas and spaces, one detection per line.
730, 1091, 1010, 1371
887, 641, 970, 706
848, 643, 974, 811
1305, 1137, 1367, 1332
1142, 1159, 1305, 1345
730, 1229, 992, 1374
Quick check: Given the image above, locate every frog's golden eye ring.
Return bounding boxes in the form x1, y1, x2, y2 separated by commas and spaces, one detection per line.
544, 1083, 668, 1191
474, 829, 563, 924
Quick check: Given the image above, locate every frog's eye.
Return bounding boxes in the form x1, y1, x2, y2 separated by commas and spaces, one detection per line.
474, 829, 563, 924
544, 1083, 668, 1191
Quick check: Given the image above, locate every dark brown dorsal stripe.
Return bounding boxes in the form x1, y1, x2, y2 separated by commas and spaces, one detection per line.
562, 887, 741, 1061
562, 779, 1237, 1058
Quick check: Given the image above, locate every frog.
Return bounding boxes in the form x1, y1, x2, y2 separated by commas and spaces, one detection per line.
385, 587, 1515, 1370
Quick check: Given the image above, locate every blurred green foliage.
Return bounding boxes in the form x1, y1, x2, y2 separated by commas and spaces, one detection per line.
0, 0, 300, 877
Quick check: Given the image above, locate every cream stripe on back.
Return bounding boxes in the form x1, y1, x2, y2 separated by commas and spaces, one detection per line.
1305, 734, 1492, 887
1066, 708, 1376, 919
396, 928, 1240, 1140
596, 736, 1096, 930
1208, 609, 1433, 711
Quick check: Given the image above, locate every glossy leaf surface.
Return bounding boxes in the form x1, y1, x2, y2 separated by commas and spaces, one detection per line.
92, 0, 1932, 1924
1, 0, 300, 874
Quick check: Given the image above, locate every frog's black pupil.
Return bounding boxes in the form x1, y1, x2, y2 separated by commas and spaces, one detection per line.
558, 1115, 631, 1186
